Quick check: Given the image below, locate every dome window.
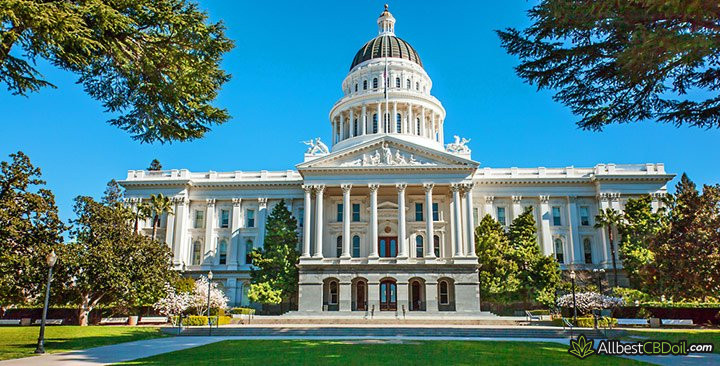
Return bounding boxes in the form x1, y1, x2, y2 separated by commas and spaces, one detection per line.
406, 79, 411, 89
415, 81, 419, 91
355, 83, 358, 92
395, 77, 400, 88
363, 80, 367, 90
373, 78, 378, 89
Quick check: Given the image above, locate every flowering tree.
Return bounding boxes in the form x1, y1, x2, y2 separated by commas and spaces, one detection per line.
189, 276, 228, 315
557, 292, 624, 315
153, 284, 190, 317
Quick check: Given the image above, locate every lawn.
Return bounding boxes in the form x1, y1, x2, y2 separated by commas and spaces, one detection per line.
622, 329, 720, 354
116, 339, 647, 366
0, 326, 166, 361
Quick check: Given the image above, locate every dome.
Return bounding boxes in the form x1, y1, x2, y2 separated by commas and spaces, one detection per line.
350, 35, 423, 71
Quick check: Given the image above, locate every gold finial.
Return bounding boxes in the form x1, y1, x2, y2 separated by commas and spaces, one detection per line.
385, 4, 389, 11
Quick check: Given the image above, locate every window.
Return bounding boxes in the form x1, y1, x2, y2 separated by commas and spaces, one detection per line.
433, 235, 440, 257
497, 207, 506, 225
396, 113, 401, 132
194, 210, 204, 228
416, 117, 421, 135
552, 206, 562, 226
218, 239, 227, 264
329, 281, 338, 305
219, 209, 229, 228
406, 79, 411, 89
395, 77, 400, 88
554, 238, 564, 263
354, 83, 358, 92
439, 281, 449, 304
352, 203, 360, 222
192, 241, 202, 265
583, 238, 593, 264
415, 81, 420, 90
246, 209, 255, 227
415, 235, 424, 257
432, 202, 439, 221
353, 118, 358, 136
298, 207, 304, 227
415, 202, 423, 221
372, 114, 378, 133
384, 113, 390, 132
580, 206, 590, 226
337, 203, 343, 222
245, 239, 254, 264
336, 236, 342, 257
372, 77, 378, 89
352, 235, 360, 257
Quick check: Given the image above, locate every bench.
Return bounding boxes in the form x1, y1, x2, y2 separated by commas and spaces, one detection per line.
617, 318, 649, 326
100, 317, 129, 325
33, 319, 63, 325
138, 316, 168, 324
661, 319, 693, 326
0, 319, 21, 325
525, 311, 541, 322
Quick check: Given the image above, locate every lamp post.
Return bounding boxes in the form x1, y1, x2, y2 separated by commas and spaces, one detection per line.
570, 270, 577, 325
207, 271, 213, 336
593, 268, 605, 294
35, 250, 57, 354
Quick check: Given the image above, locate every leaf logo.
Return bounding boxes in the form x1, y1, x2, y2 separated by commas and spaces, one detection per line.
568, 334, 595, 359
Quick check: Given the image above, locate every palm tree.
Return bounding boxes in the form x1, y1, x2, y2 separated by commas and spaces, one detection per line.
133, 201, 152, 234
594, 208, 624, 287
148, 193, 174, 240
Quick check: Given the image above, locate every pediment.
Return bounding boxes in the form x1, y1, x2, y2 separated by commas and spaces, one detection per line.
296, 136, 478, 173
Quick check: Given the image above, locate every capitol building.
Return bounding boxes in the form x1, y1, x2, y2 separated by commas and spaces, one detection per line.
120, 7, 673, 314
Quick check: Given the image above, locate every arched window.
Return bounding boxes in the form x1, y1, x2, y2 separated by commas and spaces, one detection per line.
395, 77, 400, 88
353, 118, 358, 136
396, 113, 402, 132
354, 83, 358, 92
336, 236, 342, 257
352, 235, 360, 257
218, 239, 227, 265
416, 117, 421, 135
415, 235, 424, 257
433, 235, 440, 257
372, 114, 378, 133
245, 239, 254, 265
372, 78, 378, 89
363, 80, 367, 90
583, 238, 593, 264
329, 281, 338, 305
406, 79, 411, 89
415, 81, 419, 90
192, 241, 202, 265
439, 280, 449, 305
554, 238, 564, 263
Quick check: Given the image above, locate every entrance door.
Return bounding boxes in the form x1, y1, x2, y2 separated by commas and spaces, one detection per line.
379, 279, 397, 311
356, 282, 366, 311
378, 237, 397, 257
410, 281, 422, 311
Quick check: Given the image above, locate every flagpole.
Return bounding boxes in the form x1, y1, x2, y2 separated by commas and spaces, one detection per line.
384, 38, 389, 133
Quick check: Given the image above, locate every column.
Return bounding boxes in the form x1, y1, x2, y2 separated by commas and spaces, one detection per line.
597, 193, 610, 265
257, 198, 268, 249
451, 184, 463, 257
421, 107, 426, 137
423, 183, 435, 258
464, 184, 476, 257
433, 113, 438, 141
567, 196, 581, 264
341, 184, 352, 258
392, 101, 398, 133
314, 185, 325, 258
376, 102, 381, 133
229, 198, 242, 266
172, 197, 188, 266
408, 103, 414, 134
439, 119, 444, 143
204, 199, 216, 264
349, 108, 355, 138
300, 187, 312, 257
511, 195, 523, 219
164, 200, 176, 249
361, 104, 367, 135
483, 196, 494, 220
368, 184, 379, 258
339, 113, 345, 140
396, 184, 407, 258
539, 195, 553, 256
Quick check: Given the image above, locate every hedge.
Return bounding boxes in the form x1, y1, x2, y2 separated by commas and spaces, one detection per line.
229, 307, 256, 315
172, 315, 232, 326
552, 316, 617, 328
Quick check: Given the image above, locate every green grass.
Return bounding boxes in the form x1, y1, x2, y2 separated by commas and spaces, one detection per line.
0, 326, 165, 361
621, 329, 720, 354
116, 340, 648, 366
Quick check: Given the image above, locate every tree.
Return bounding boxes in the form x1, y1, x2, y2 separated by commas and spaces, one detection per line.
101, 179, 124, 206
249, 200, 300, 311
0, 151, 65, 309
617, 196, 666, 290
187, 276, 228, 316
475, 214, 519, 302
1, 0, 234, 143
148, 193, 173, 240
133, 201, 152, 234
506, 207, 562, 306
147, 159, 163, 171
595, 208, 624, 286
498, 1, 720, 131
65, 196, 175, 325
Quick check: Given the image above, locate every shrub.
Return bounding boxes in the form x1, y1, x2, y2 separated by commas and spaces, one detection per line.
612, 287, 653, 304
229, 307, 256, 315
552, 316, 617, 328
557, 292, 624, 315
172, 315, 231, 326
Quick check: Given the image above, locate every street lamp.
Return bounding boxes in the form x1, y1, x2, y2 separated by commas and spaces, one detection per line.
207, 271, 213, 336
570, 270, 577, 326
35, 250, 57, 354
593, 268, 606, 294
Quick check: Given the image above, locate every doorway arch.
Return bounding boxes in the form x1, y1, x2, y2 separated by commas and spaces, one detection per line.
379, 278, 397, 311
408, 277, 426, 311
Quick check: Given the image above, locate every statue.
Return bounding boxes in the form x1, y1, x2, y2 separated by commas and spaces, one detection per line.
446, 135, 471, 153
381, 143, 393, 164
302, 137, 330, 155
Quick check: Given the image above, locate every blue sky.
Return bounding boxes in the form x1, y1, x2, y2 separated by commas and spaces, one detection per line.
2, 0, 719, 225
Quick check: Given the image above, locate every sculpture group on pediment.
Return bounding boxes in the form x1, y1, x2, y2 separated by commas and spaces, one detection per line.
303, 137, 330, 155
446, 135, 471, 154
340, 143, 434, 167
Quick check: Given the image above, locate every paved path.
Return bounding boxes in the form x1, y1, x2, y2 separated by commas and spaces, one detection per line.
1, 335, 717, 366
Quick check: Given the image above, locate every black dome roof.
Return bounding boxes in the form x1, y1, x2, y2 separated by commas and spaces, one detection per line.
350, 35, 422, 71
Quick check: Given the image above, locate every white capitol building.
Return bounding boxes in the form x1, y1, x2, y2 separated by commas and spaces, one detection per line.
120, 7, 673, 314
